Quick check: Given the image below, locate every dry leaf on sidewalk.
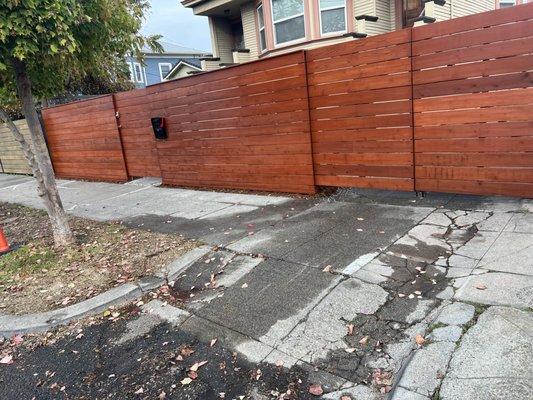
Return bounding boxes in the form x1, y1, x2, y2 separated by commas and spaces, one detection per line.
475, 283, 487, 290
309, 384, 323, 396
415, 334, 426, 345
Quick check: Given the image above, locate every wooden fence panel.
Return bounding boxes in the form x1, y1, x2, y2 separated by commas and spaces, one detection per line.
412, 3, 533, 198
0, 119, 32, 175
114, 90, 161, 178
146, 51, 316, 194
306, 30, 415, 191
42, 96, 128, 182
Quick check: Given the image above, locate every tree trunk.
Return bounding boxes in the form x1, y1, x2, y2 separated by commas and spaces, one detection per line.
9, 58, 74, 247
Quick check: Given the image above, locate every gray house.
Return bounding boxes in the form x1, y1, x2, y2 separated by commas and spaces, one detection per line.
125, 40, 210, 87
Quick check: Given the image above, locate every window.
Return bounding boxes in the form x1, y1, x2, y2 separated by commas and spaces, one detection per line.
159, 63, 172, 80
499, 0, 516, 7
133, 62, 144, 83
128, 63, 135, 82
319, 0, 346, 35
271, 0, 305, 45
257, 4, 267, 51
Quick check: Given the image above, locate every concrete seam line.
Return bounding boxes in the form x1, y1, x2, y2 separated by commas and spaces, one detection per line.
0, 245, 213, 338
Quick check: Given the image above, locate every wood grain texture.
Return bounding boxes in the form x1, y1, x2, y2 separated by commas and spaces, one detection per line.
42, 96, 128, 182
306, 30, 415, 192
412, 2, 533, 198
150, 51, 316, 194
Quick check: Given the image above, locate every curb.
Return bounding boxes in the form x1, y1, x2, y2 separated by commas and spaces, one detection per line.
0, 245, 212, 338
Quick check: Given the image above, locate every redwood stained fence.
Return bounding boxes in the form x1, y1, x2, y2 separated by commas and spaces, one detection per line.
412, 5, 533, 197
42, 96, 128, 182
147, 52, 315, 194
41, 3, 533, 197
306, 30, 414, 191
114, 89, 161, 178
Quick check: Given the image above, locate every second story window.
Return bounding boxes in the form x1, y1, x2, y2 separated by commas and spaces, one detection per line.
159, 63, 172, 80
499, 0, 516, 7
257, 4, 267, 51
319, 0, 347, 35
133, 62, 144, 83
271, 0, 305, 45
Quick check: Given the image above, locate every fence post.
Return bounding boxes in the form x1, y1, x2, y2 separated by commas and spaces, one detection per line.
408, 27, 417, 193
111, 93, 130, 181
303, 50, 318, 193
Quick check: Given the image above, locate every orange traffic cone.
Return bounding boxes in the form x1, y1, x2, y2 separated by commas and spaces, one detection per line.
0, 227, 9, 254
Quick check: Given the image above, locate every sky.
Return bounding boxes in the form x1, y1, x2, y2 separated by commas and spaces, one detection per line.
141, 0, 212, 52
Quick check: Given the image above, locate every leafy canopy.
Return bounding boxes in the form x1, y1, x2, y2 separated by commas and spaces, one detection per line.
0, 0, 161, 104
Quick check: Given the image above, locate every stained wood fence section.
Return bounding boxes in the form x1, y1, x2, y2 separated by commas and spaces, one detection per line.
306, 30, 414, 191
0, 119, 32, 175
40, 3, 533, 197
42, 96, 128, 182
147, 51, 315, 194
412, 4, 533, 197
114, 89, 161, 178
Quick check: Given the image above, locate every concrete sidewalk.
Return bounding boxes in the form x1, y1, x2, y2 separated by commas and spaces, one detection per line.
1, 173, 532, 399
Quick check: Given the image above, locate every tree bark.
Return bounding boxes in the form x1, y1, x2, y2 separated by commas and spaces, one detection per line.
8, 58, 74, 247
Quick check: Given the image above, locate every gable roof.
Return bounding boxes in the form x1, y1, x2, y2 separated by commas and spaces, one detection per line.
141, 40, 208, 56
164, 59, 203, 80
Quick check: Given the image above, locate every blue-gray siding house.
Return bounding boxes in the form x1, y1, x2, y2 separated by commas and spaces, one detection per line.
125, 41, 209, 88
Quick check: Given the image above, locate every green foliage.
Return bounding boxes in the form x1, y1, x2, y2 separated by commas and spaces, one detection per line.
0, 0, 160, 106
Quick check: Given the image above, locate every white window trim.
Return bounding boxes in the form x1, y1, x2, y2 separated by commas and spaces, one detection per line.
128, 62, 135, 82
158, 62, 173, 81
318, 0, 348, 36
257, 4, 267, 52
270, 0, 307, 47
133, 62, 144, 83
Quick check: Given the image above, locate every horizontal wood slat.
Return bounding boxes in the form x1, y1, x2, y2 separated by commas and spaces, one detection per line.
307, 30, 414, 191
42, 96, 128, 182
39, 3, 532, 198
413, 2, 533, 198
151, 51, 315, 194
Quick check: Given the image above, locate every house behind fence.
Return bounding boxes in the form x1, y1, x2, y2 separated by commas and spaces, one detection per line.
41, 3, 533, 198
0, 119, 32, 175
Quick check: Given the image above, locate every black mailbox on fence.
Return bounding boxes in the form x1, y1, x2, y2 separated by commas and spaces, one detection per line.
151, 117, 167, 140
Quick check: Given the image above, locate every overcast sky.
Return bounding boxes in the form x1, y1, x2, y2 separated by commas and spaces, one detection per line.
141, 0, 212, 52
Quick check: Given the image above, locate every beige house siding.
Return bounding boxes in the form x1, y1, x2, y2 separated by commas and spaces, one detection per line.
209, 16, 234, 63
452, 0, 494, 18
173, 64, 200, 78
241, 1, 259, 59
0, 119, 32, 175
354, 0, 394, 36
431, 0, 495, 21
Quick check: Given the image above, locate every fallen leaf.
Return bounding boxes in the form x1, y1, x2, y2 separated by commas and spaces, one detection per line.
0, 355, 13, 364
344, 348, 356, 353
188, 370, 198, 379
241, 283, 248, 289
415, 334, 425, 345
309, 384, 323, 396
322, 265, 332, 273
159, 391, 167, 399
347, 324, 355, 335
275, 359, 284, 367
359, 336, 369, 345
189, 360, 208, 372
341, 396, 352, 400
134, 387, 144, 394
181, 346, 195, 357
475, 283, 487, 290
210, 338, 218, 347
11, 335, 23, 345
181, 377, 193, 385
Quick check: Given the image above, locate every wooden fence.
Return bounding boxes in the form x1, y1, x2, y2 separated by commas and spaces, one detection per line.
41, 3, 533, 197
0, 119, 32, 175
41, 96, 128, 182
412, 5, 533, 197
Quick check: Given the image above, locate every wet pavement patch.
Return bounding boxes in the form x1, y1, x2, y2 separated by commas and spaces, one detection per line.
0, 318, 321, 400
